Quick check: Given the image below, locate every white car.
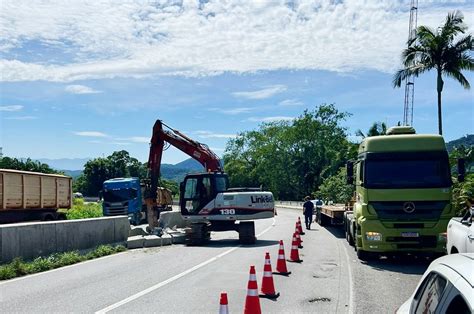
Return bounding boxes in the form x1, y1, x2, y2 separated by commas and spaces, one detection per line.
447, 207, 474, 254
397, 253, 473, 314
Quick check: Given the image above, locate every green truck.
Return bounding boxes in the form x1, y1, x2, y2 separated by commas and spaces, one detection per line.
344, 126, 465, 260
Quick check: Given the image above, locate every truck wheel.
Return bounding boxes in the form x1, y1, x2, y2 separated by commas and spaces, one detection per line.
357, 249, 373, 261
319, 214, 328, 226
239, 222, 256, 245
346, 229, 354, 246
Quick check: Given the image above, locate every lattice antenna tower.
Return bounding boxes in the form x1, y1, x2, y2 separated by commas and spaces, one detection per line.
403, 0, 418, 126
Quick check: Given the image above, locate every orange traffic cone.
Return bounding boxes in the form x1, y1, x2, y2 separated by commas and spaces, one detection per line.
287, 233, 303, 263
244, 265, 262, 314
219, 292, 229, 314
274, 240, 291, 276
295, 227, 303, 249
297, 217, 305, 235
295, 223, 303, 243
260, 252, 280, 299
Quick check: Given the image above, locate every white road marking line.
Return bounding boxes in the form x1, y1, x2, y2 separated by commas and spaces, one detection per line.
0, 251, 128, 286
342, 242, 355, 314
95, 219, 276, 313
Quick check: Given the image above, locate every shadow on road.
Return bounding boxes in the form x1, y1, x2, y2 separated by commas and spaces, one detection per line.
362, 255, 431, 275
321, 225, 345, 239
205, 239, 280, 248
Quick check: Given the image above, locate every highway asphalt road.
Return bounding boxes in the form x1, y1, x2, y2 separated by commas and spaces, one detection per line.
0, 207, 430, 313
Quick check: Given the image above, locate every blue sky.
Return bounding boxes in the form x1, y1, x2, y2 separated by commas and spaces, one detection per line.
1, 0, 473, 165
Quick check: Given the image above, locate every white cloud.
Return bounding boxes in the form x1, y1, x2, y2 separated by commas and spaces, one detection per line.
4, 115, 37, 120
65, 84, 101, 94
0, 105, 23, 111
246, 116, 294, 123
115, 136, 149, 143
0, 1, 472, 82
279, 99, 303, 107
195, 131, 237, 139
74, 131, 108, 137
232, 85, 287, 100
209, 107, 254, 115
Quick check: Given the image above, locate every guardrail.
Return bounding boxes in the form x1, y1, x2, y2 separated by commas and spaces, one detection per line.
275, 201, 303, 207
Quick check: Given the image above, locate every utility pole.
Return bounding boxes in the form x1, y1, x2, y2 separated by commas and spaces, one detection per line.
403, 0, 418, 126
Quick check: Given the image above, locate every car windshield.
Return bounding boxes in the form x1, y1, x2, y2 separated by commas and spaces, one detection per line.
103, 188, 137, 202
365, 157, 451, 189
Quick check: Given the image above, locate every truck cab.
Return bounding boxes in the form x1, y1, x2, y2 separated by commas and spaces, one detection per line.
346, 126, 457, 260
102, 177, 144, 225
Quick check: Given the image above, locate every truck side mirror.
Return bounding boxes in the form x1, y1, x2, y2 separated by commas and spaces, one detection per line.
346, 161, 354, 185
457, 158, 465, 182
179, 182, 185, 195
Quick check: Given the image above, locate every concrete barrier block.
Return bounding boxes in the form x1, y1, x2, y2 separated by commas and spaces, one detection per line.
144, 235, 161, 247
129, 225, 148, 237
114, 217, 131, 242
160, 234, 172, 246
20, 223, 57, 260
127, 235, 145, 249
1, 226, 20, 263
159, 211, 188, 229
169, 232, 186, 244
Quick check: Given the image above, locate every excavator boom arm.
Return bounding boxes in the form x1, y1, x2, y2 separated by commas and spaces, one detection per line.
146, 120, 222, 201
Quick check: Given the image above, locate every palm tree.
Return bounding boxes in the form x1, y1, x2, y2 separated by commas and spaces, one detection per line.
393, 11, 473, 135
356, 122, 387, 139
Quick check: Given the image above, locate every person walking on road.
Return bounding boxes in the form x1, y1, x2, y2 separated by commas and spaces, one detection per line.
303, 196, 315, 230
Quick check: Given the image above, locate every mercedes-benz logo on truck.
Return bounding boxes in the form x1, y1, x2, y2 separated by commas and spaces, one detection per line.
403, 202, 416, 214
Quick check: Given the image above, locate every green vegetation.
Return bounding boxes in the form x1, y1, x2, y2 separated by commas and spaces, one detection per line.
355, 122, 387, 138
393, 11, 473, 135
0, 157, 60, 174
65, 198, 103, 220
318, 168, 354, 204
224, 104, 357, 200
73, 150, 147, 196
0, 245, 126, 280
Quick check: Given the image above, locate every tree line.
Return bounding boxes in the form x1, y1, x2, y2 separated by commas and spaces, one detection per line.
223, 104, 357, 201
73, 150, 179, 196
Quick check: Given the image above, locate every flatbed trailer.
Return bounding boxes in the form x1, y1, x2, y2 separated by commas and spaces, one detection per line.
316, 204, 348, 226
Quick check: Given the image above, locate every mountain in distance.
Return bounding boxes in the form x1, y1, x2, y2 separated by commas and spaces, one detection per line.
446, 134, 474, 152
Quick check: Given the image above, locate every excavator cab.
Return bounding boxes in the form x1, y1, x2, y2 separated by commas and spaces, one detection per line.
180, 173, 229, 215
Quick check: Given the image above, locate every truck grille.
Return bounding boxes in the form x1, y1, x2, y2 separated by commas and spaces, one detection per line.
370, 201, 447, 220
103, 203, 128, 216
386, 236, 437, 248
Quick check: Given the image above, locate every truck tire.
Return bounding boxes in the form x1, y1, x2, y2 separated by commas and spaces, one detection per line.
186, 223, 210, 246
356, 249, 373, 261
346, 228, 354, 246
239, 222, 256, 245
319, 213, 328, 226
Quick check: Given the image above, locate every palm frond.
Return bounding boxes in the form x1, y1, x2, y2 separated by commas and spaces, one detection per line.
441, 11, 466, 40
445, 69, 471, 89
453, 34, 473, 54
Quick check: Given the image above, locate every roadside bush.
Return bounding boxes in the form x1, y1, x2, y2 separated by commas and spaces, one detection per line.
66, 198, 103, 220
452, 174, 474, 216
0, 245, 126, 280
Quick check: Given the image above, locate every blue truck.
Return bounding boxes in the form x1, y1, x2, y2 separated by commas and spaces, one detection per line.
102, 178, 145, 225
102, 177, 172, 225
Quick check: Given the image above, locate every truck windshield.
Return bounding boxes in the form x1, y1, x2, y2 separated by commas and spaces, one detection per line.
103, 188, 138, 202
364, 154, 451, 189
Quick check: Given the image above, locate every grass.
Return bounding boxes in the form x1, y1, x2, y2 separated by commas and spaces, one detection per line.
0, 245, 126, 280
65, 198, 103, 220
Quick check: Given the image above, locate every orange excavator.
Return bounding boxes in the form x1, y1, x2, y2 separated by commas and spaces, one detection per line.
144, 120, 275, 245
